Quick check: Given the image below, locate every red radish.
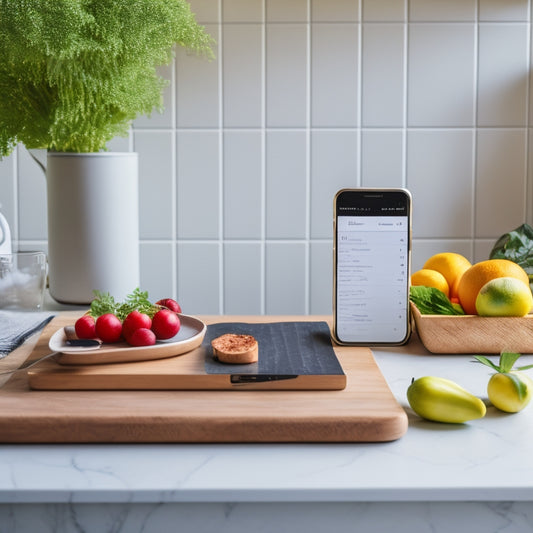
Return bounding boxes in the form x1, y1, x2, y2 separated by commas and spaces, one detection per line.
151, 309, 180, 339
127, 327, 156, 347
95, 313, 123, 343
75, 315, 96, 339
155, 298, 182, 313
122, 310, 152, 341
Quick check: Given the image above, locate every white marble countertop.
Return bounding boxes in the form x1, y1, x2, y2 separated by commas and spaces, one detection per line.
2, 326, 533, 506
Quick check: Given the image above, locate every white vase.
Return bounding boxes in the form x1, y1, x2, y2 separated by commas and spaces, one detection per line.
45, 152, 140, 305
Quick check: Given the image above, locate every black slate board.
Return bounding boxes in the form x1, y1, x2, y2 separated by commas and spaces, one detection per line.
203, 321, 344, 378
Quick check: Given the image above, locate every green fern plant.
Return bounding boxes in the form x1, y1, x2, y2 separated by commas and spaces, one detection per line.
0, 0, 214, 155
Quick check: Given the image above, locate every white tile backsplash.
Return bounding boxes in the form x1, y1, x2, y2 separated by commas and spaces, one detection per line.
362, 23, 405, 127
4, 0, 533, 314
408, 23, 476, 127
311, 23, 359, 127
407, 129, 475, 239
266, 23, 308, 127
475, 129, 527, 238
477, 23, 529, 127
222, 24, 263, 128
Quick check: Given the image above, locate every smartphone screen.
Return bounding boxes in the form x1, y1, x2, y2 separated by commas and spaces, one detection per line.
333, 189, 411, 345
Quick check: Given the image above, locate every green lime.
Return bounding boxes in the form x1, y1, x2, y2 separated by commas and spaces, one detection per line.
475, 277, 533, 317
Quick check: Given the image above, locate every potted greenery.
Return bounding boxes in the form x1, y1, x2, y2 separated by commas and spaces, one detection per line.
0, 0, 213, 304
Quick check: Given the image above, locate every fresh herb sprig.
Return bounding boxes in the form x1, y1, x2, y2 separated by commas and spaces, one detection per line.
89, 288, 159, 321
409, 286, 464, 315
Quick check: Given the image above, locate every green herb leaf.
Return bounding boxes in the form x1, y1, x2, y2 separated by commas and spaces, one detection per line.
409, 286, 464, 315
473, 355, 501, 372
490, 223, 533, 291
499, 352, 522, 373
504, 372, 528, 401
473, 351, 533, 375
88, 287, 159, 321
89, 290, 117, 317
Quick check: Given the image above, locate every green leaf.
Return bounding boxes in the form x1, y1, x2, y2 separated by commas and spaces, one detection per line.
0, 0, 215, 156
504, 372, 528, 401
409, 286, 464, 315
473, 355, 501, 372
490, 224, 533, 291
499, 352, 522, 373
89, 290, 117, 317
516, 364, 533, 371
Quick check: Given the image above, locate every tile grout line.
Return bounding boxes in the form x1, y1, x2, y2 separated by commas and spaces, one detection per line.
218, 0, 225, 314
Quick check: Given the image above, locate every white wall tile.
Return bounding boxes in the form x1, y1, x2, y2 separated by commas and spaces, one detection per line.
106, 136, 131, 152
266, 131, 307, 239
223, 131, 262, 239
134, 131, 174, 240
474, 239, 499, 263
361, 130, 404, 187
223, 24, 263, 128
188, 0, 219, 24
408, 24, 476, 127
0, 154, 16, 239
479, 0, 530, 22
177, 131, 220, 239
475, 129, 527, 238
8, 0, 533, 315
266, 24, 307, 128
310, 131, 359, 239
311, 23, 359, 127
310, 241, 333, 314
409, 0, 476, 21
362, 23, 405, 127
223, 0, 263, 23
477, 23, 529, 127
17, 148, 47, 241
224, 242, 262, 313
177, 24, 220, 129
140, 243, 175, 302
528, 129, 533, 225
311, 0, 360, 22
407, 129, 474, 239
177, 242, 221, 314
267, 0, 307, 22
363, 0, 406, 22
411, 239, 474, 272
266, 242, 307, 314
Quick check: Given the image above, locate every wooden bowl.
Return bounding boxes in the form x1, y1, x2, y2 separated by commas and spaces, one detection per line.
410, 302, 533, 354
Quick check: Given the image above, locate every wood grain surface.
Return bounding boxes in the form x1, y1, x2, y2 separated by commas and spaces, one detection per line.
0, 313, 408, 443
411, 302, 533, 354
28, 318, 346, 391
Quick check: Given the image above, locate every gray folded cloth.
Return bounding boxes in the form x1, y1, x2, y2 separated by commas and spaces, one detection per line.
0, 311, 55, 359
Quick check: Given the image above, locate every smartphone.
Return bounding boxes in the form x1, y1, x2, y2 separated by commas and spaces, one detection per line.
333, 188, 412, 346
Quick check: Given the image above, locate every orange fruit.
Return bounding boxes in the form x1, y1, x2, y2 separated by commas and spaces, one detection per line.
457, 259, 530, 315
423, 253, 472, 299
411, 269, 450, 297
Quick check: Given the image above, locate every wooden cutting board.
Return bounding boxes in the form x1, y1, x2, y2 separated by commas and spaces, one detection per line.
0, 314, 408, 443
27, 319, 347, 391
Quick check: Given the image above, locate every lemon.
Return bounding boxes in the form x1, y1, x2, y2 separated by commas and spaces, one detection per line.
487, 371, 533, 413
475, 277, 533, 317
411, 269, 449, 297
423, 253, 471, 298
458, 259, 530, 315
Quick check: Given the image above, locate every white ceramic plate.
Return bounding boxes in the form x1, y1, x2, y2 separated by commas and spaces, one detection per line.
48, 314, 207, 365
